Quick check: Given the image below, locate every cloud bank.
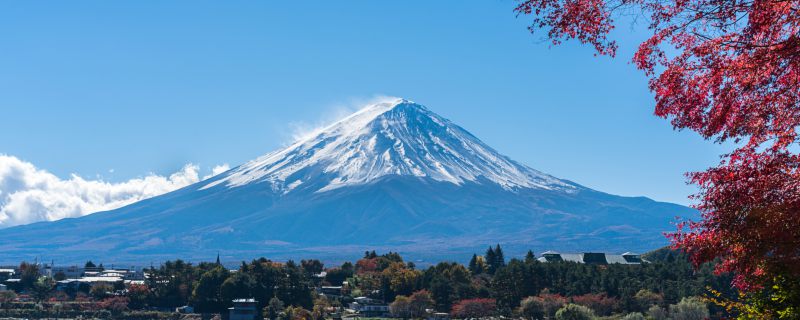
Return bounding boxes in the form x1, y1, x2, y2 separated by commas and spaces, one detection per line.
0, 155, 229, 228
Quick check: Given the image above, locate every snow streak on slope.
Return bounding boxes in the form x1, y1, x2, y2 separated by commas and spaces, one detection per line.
203, 98, 576, 193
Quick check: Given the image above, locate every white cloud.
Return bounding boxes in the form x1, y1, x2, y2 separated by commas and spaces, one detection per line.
0, 155, 227, 228
203, 164, 230, 180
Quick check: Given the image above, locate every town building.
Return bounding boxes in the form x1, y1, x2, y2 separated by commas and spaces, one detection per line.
348, 297, 389, 317
229, 298, 258, 320
0, 268, 15, 282
538, 251, 646, 265
45, 265, 84, 279
319, 286, 343, 298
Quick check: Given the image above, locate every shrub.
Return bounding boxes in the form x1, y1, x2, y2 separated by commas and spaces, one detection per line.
90, 283, 114, 300
621, 312, 645, 320
554, 303, 595, 320
518, 296, 545, 319
633, 289, 663, 311
98, 296, 130, 315
647, 305, 668, 320
669, 297, 709, 320
535, 292, 568, 318
451, 298, 496, 318
570, 293, 619, 316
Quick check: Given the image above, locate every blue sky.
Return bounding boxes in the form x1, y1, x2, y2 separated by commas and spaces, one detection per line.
0, 1, 727, 206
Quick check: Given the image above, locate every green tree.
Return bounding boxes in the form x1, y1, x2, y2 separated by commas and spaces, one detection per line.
492, 259, 533, 311
390, 295, 412, 319
239, 258, 284, 310
276, 260, 314, 309
32, 277, 54, 302
147, 259, 200, 308
192, 266, 231, 313
17, 262, 39, 290
409, 290, 434, 318
485, 247, 497, 274
494, 244, 506, 270
221, 271, 256, 303
424, 262, 474, 312
525, 250, 536, 263
300, 260, 324, 277
53, 271, 67, 281
468, 254, 483, 275
265, 297, 285, 320
324, 267, 351, 286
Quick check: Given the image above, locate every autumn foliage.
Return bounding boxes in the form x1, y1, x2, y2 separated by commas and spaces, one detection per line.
515, 0, 800, 302
450, 298, 497, 318
570, 293, 619, 316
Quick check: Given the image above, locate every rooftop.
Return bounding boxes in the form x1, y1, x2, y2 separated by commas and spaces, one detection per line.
538, 251, 646, 265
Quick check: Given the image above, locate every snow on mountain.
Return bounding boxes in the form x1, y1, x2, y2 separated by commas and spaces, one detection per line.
203, 98, 575, 194
0, 98, 697, 264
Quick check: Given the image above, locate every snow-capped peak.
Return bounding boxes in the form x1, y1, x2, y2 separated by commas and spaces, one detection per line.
202, 98, 575, 193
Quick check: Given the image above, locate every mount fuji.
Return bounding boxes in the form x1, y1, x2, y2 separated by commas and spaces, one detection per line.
0, 99, 694, 263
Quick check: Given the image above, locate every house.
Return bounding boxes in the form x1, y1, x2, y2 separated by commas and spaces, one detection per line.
319, 286, 343, 298
56, 275, 123, 292
538, 251, 646, 265
56, 279, 81, 291
0, 268, 15, 282
0, 284, 7, 291
3, 279, 20, 288
349, 297, 389, 317
229, 298, 258, 320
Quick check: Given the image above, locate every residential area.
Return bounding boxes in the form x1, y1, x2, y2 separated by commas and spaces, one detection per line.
0, 247, 730, 319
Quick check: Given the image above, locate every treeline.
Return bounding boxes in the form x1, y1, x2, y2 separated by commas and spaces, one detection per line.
1, 246, 734, 319
144, 258, 315, 313
144, 247, 732, 317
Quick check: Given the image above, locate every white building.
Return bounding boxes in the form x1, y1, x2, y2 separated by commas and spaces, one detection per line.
0, 268, 15, 281
349, 297, 389, 317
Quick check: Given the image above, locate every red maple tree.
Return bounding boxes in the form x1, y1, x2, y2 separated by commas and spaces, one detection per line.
515, 0, 799, 297
450, 298, 497, 318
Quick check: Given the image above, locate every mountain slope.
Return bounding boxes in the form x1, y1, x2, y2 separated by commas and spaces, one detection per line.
0, 99, 695, 263
205, 99, 573, 193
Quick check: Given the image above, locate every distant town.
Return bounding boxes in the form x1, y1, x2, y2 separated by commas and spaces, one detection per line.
0, 246, 731, 319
